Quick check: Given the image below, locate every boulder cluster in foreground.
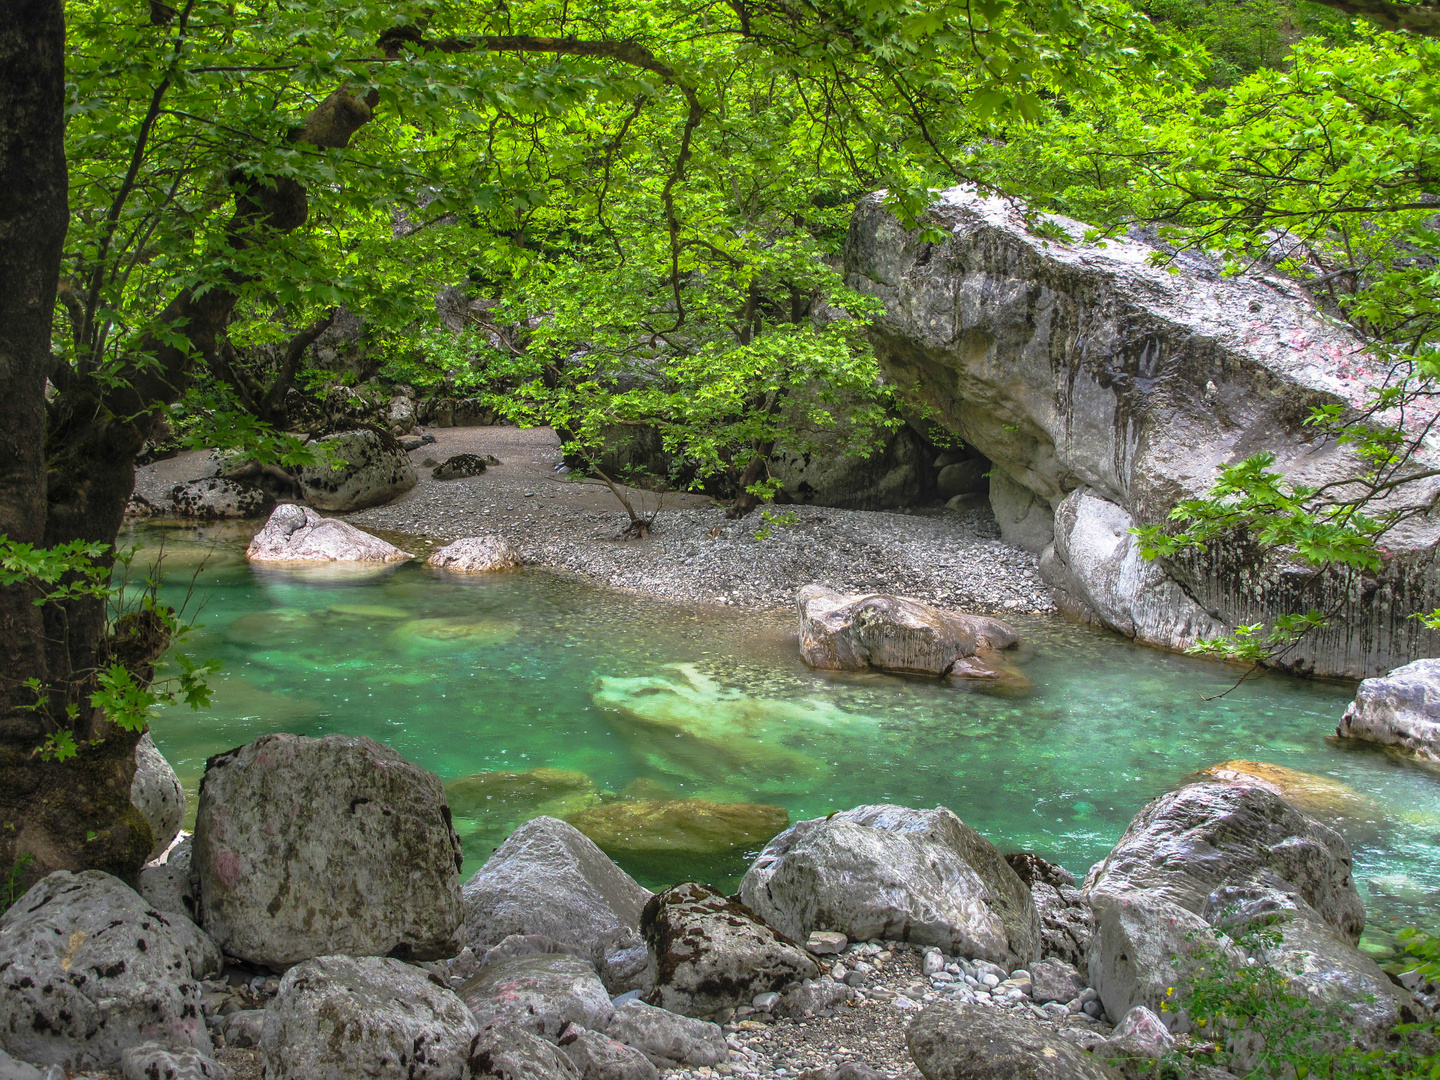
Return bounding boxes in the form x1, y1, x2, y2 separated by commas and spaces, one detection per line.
1, 722, 1433, 1080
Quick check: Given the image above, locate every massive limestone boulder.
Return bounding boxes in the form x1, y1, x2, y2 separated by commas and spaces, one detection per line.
907, 1001, 1123, 1080
796, 584, 1019, 679
461, 817, 653, 993
739, 805, 1040, 967
194, 733, 464, 968
262, 955, 478, 1080
292, 428, 416, 511
0, 871, 216, 1072
460, 954, 615, 1040
1083, 781, 1403, 1037
641, 882, 819, 1017
245, 503, 413, 563
846, 186, 1440, 677
132, 731, 184, 861
1337, 657, 1440, 762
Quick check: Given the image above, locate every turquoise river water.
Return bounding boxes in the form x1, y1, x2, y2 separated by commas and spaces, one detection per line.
137, 523, 1440, 960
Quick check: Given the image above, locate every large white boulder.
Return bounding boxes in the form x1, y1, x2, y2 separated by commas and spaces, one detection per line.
739, 804, 1040, 968
245, 503, 412, 563
0, 871, 217, 1072
796, 585, 1019, 679
132, 731, 184, 861
461, 817, 652, 993
292, 428, 416, 511
427, 535, 522, 572
1337, 657, 1440, 762
262, 955, 478, 1080
194, 733, 463, 968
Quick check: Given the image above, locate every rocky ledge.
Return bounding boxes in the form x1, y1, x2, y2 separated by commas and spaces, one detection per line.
3, 731, 1429, 1080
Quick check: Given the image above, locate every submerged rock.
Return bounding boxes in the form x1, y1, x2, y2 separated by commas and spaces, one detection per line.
460, 817, 652, 993
796, 584, 1019, 679
291, 428, 416, 511
427, 535, 523, 572
447, 767, 600, 832
194, 733, 464, 968
245, 503, 412, 563
0, 871, 214, 1071
1337, 658, 1440, 763
262, 955, 477, 1080
592, 665, 836, 795
132, 731, 185, 861
390, 616, 517, 650
739, 804, 1040, 967
641, 881, 818, 1016
566, 798, 788, 857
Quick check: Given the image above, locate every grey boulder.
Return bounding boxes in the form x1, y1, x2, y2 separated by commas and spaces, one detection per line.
469, 1024, 581, 1080
557, 1025, 658, 1080
167, 477, 274, 520
1337, 658, 1440, 762
0, 871, 213, 1071
460, 955, 614, 1041
641, 882, 818, 1016
739, 805, 1040, 967
1084, 781, 1376, 1030
292, 428, 417, 511
428, 535, 522, 572
461, 817, 652, 992
907, 1002, 1122, 1080
132, 731, 185, 861
796, 585, 1018, 679
194, 733, 463, 968
603, 1001, 728, 1068
0, 1048, 44, 1080
1029, 958, 1087, 1005
216, 1010, 263, 1049
139, 835, 198, 921
119, 1043, 228, 1080
262, 955, 478, 1080
774, 979, 856, 1019
433, 454, 490, 481
245, 503, 412, 564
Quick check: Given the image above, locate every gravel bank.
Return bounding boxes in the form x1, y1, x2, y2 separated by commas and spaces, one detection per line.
345, 426, 1054, 615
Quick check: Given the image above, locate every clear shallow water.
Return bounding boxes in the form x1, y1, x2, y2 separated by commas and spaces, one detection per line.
137, 524, 1440, 960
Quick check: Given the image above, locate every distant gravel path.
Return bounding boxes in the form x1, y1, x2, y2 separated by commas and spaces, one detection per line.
346, 426, 1054, 615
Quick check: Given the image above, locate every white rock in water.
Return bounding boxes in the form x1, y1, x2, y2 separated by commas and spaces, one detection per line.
739, 804, 1040, 968
132, 731, 184, 861
262, 955, 477, 1080
245, 504, 412, 563
194, 733, 463, 968
1337, 658, 1440, 762
427, 535, 522, 572
0, 871, 218, 1072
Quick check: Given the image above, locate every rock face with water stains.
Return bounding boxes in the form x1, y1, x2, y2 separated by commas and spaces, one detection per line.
262, 955, 478, 1080
427, 535, 522, 572
796, 585, 1019, 679
1337, 658, 1440, 762
245, 504, 412, 563
739, 805, 1040, 968
0, 871, 216, 1072
194, 733, 464, 968
1082, 780, 1407, 1039
132, 731, 185, 861
292, 428, 416, 511
460, 817, 653, 993
846, 186, 1440, 677
642, 882, 819, 1017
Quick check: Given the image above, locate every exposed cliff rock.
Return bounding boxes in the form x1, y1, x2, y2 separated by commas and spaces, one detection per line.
846, 186, 1440, 677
